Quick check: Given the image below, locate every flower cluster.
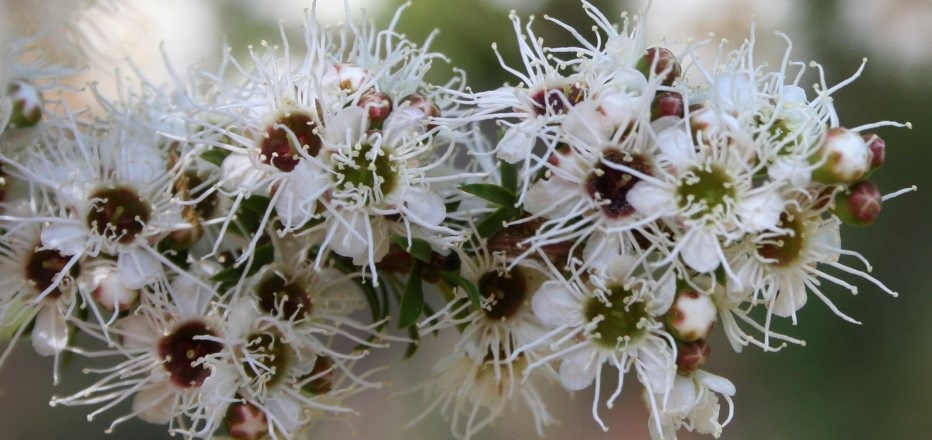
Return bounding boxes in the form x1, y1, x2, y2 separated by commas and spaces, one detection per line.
0, 2, 913, 439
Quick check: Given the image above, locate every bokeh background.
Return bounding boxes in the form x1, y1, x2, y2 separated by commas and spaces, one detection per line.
1, 0, 929, 439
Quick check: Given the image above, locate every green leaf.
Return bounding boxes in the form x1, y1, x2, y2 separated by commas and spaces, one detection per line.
403, 324, 420, 359
476, 207, 515, 239
397, 261, 424, 329
234, 195, 273, 235
245, 241, 275, 277
460, 183, 517, 208
499, 160, 519, 194
201, 148, 231, 167
390, 236, 433, 263
439, 270, 482, 310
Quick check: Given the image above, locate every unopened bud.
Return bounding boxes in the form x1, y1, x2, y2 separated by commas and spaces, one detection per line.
811, 127, 872, 184
651, 91, 684, 120
8, 81, 42, 128
833, 180, 882, 226
358, 90, 393, 126
225, 401, 268, 440
88, 264, 139, 312
322, 63, 370, 94
636, 47, 681, 86
664, 288, 717, 342
399, 93, 441, 119
861, 133, 885, 174
676, 339, 711, 375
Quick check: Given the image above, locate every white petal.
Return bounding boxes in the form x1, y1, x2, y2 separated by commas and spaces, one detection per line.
559, 348, 599, 390
220, 153, 263, 192
115, 315, 159, 350
767, 157, 811, 188
324, 106, 367, 145
655, 126, 695, 171
531, 281, 582, 328
523, 178, 577, 218
738, 190, 784, 232
32, 304, 68, 356
118, 249, 163, 290
771, 276, 807, 317
402, 187, 446, 226
132, 386, 175, 425
496, 128, 535, 164
681, 229, 721, 273
627, 182, 673, 217
40, 223, 87, 256
329, 212, 389, 265
695, 370, 736, 396
383, 109, 426, 144
266, 396, 302, 433
275, 163, 328, 228
123, 143, 166, 185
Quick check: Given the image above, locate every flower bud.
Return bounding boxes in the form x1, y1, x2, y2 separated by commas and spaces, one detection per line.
664, 288, 717, 342
225, 401, 268, 440
88, 263, 139, 312
862, 133, 885, 174
358, 90, 393, 127
7, 81, 43, 128
322, 63, 370, 94
636, 47, 681, 86
676, 339, 711, 375
811, 127, 872, 184
399, 93, 441, 119
833, 180, 882, 226
651, 91, 684, 120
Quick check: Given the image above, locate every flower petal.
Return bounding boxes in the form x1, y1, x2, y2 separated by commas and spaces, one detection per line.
32, 304, 68, 356
558, 348, 599, 390
531, 281, 582, 328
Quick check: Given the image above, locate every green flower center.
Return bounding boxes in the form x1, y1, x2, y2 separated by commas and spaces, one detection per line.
756, 211, 806, 267
675, 164, 735, 220
583, 285, 649, 349
242, 331, 291, 389
333, 143, 396, 197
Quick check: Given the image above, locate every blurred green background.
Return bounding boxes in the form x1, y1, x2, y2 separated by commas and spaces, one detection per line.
1, 0, 929, 439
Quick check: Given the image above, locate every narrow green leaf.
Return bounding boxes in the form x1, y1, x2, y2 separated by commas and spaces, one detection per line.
403, 324, 420, 359
439, 270, 482, 310
242, 195, 272, 215
499, 160, 519, 194
245, 241, 275, 277
397, 261, 424, 329
201, 148, 231, 167
460, 183, 517, 208
390, 236, 433, 263
476, 207, 515, 239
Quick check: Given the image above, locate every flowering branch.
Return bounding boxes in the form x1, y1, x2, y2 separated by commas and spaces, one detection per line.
0, 1, 916, 439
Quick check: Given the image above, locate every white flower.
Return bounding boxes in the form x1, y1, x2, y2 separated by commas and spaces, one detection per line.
647, 370, 735, 439
0, 215, 78, 379
50, 277, 225, 434
523, 256, 677, 431
628, 122, 785, 278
